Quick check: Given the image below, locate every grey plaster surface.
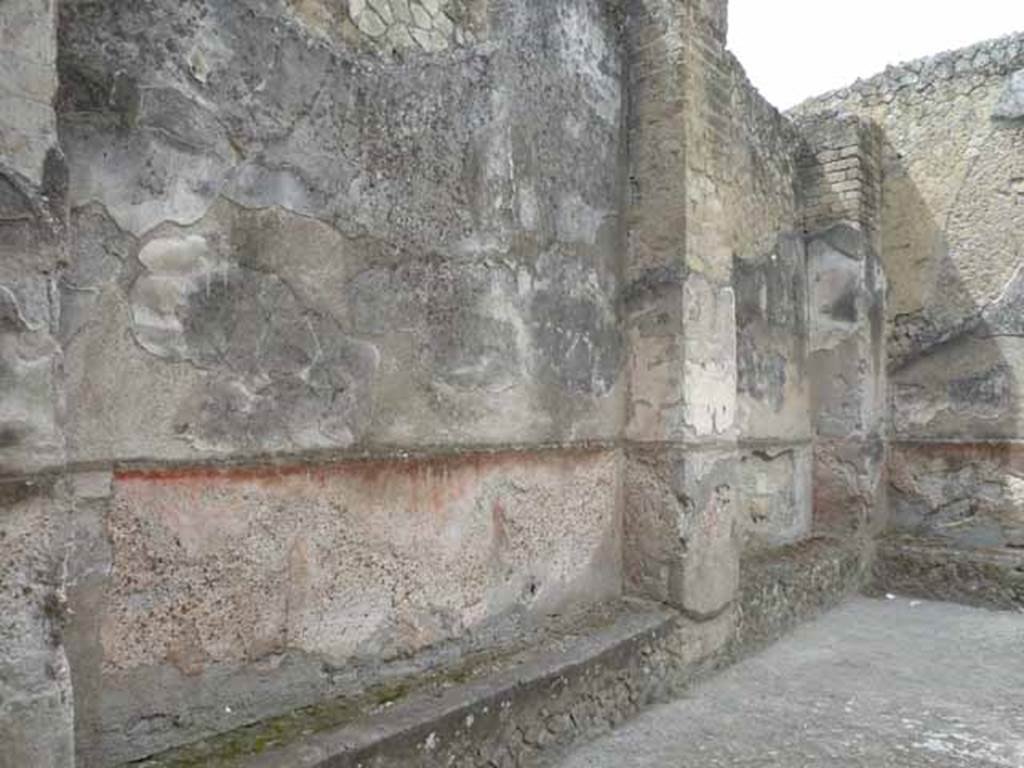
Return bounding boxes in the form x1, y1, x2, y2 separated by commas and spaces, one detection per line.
556, 597, 1024, 767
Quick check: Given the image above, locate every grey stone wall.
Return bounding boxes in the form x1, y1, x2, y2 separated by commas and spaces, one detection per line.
0, 0, 833, 759
0, 0, 896, 764
0, 2, 75, 767
794, 33, 1024, 549
58, 0, 626, 461
6, 0, 633, 764
0, 480, 75, 768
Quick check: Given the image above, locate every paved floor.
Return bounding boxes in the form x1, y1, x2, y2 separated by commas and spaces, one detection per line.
557, 597, 1024, 767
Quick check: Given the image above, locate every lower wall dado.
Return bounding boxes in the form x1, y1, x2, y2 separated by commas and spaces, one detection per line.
889, 442, 1024, 549
64, 448, 621, 763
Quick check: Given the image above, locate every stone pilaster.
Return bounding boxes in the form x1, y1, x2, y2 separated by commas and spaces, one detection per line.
0, 3, 74, 766
623, 0, 739, 618
796, 114, 887, 536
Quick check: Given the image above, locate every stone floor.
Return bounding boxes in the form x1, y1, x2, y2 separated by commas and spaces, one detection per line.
556, 597, 1024, 767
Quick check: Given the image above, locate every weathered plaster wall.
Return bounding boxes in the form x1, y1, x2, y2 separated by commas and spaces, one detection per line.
2, 0, 631, 764
794, 34, 1024, 548
58, 0, 626, 460
66, 450, 620, 764
0, 2, 75, 767
0, 0, 877, 764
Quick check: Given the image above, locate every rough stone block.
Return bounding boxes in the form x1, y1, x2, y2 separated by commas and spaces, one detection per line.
136, 601, 735, 768
128, 538, 868, 768
624, 446, 739, 618
69, 449, 620, 763
735, 537, 867, 653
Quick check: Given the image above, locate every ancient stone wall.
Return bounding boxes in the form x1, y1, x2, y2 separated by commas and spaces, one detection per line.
6, 0, 631, 764
0, 2, 75, 767
0, 0, 892, 765
794, 34, 1024, 550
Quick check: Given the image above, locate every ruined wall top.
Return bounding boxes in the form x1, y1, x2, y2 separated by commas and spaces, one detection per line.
790, 31, 1024, 114
694, 0, 728, 41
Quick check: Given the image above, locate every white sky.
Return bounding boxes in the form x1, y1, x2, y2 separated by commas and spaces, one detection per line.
728, 0, 1024, 110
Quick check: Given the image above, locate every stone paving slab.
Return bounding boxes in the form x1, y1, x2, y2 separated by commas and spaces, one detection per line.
555, 596, 1024, 768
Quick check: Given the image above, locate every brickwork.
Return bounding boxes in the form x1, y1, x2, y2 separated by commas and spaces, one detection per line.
797, 116, 884, 241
